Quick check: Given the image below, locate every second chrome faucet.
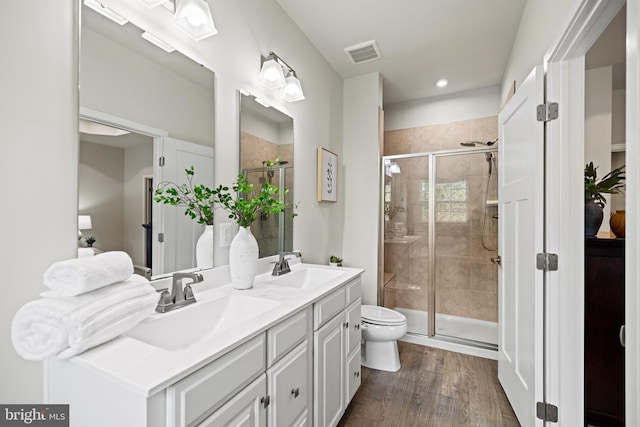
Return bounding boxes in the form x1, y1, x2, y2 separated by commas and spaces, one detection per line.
272, 251, 302, 276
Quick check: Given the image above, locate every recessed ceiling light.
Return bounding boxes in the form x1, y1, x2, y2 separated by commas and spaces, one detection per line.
436, 79, 449, 88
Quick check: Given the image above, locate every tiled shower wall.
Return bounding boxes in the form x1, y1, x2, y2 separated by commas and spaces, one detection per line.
383, 116, 499, 323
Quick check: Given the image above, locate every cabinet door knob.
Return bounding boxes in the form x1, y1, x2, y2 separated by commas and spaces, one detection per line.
354, 371, 360, 378
291, 387, 300, 398
355, 323, 360, 330
620, 325, 626, 347
344, 322, 349, 328
490, 256, 501, 265
260, 396, 270, 408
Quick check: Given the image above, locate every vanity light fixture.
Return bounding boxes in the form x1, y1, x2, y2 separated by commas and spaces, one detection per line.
254, 97, 272, 108
173, 0, 218, 41
142, 32, 175, 52
139, 0, 167, 8
84, 0, 128, 25
259, 52, 305, 102
436, 78, 449, 88
280, 71, 305, 102
258, 53, 286, 89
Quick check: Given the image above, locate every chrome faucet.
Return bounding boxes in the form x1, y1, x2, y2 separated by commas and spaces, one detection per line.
272, 251, 302, 276
156, 272, 204, 313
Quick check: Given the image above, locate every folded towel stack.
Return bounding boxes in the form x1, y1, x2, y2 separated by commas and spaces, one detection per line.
11, 252, 159, 360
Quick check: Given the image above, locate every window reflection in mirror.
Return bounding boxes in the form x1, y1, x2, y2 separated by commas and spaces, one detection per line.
79, 4, 215, 279
239, 93, 294, 257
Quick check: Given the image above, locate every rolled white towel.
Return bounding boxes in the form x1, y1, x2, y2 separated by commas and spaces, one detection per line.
12, 274, 158, 360
42, 251, 134, 297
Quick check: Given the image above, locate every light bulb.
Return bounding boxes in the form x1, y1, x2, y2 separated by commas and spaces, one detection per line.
186, 12, 204, 27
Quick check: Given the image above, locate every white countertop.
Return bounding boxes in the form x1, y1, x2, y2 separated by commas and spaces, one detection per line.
67, 261, 364, 397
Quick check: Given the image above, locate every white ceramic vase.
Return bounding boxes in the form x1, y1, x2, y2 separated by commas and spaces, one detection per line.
196, 225, 214, 269
229, 226, 259, 290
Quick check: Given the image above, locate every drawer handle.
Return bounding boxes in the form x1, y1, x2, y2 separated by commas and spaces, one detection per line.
620, 325, 626, 347
291, 387, 300, 398
354, 371, 360, 378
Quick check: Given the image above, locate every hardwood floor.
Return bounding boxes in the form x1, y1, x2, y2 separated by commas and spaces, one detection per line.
338, 341, 520, 427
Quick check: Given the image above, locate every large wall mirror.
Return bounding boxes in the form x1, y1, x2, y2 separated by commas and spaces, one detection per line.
239, 93, 294, 257
79, 4, 215, 278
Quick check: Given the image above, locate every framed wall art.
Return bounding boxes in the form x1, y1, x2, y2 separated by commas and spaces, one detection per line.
317, 147, 338, 202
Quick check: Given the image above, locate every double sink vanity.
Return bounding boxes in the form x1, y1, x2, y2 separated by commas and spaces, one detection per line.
47, 259, 364, 427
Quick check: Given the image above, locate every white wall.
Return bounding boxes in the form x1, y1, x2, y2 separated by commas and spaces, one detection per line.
612, 89, 626, 145
385, 86, 501, 131
342, 73, 383, 305
0, 0, 78, 403
79, 141, 125, 251
241, 109, 284, 144
81, 28, 215, 147
585, 66, 613, 230
501, 0, 577, 101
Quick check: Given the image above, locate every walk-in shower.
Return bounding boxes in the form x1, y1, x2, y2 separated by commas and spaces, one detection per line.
242, 163, 294, 257
382, 146, 499, 352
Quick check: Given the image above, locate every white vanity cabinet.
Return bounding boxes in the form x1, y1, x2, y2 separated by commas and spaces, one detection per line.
46, 269, 363, 427
313, 276, 362, 427
204, 307, 312, 427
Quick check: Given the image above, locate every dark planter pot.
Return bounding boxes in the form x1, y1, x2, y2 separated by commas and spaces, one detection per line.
585, 198, 604, 236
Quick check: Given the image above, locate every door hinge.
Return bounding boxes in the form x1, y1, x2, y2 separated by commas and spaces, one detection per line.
158, 233, 164, 243
159, 156, 165, 167
536, 402, 558, 422
536, 252, 558, 271
537, 102, 559, 122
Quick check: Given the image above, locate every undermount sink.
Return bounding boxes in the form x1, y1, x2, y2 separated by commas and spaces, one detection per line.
265, 267, 344, 289
125, 294, 280, 351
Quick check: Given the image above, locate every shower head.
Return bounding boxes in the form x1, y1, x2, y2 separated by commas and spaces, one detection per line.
460, 137, 499, 147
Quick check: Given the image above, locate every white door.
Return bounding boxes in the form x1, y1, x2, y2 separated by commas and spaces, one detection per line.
498, 66, 545, 426
153, 137, 214, 275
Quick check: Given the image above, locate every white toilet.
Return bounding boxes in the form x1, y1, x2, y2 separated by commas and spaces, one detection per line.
361, 305, 408, 372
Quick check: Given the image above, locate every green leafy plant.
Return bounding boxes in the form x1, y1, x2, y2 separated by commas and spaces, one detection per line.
154, 166, 214, 225
213, 173, 287, 228
584, 162, 625, 207
384, 203, 406, 221
330, 255, 343, 267
84, 236, 96, 246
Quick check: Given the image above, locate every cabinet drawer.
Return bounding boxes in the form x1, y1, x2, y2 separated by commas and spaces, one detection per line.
314, 286, 346, 330
346, 277, 361, 305
345, 346, 362, 406
198, 374, 267, 427
167, 334, 266, 426
267, 307, 310, 367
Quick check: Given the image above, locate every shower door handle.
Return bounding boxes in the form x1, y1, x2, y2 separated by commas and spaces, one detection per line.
490, 256, 501, 265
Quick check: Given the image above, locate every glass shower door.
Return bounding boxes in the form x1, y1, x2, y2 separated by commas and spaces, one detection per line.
382, 156, 430, 335
433, 151, 498, 346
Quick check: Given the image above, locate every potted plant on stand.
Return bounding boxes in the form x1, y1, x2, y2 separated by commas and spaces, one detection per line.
213, 172, 287, 289
584, 162, 625, 236
154, 166, 215, 268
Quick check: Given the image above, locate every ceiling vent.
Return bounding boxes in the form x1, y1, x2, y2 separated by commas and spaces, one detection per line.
344, 40, 383, 64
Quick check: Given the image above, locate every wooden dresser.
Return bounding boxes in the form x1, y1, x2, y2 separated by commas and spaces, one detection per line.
584, 237, 625, 427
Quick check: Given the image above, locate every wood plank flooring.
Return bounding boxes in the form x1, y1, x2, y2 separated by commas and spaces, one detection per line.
338, 342, 520, 427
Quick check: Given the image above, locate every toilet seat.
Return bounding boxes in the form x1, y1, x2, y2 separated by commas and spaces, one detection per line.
361, 305, 407, 326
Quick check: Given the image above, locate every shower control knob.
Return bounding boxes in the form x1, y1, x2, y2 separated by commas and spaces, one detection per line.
491, 256, 502, 265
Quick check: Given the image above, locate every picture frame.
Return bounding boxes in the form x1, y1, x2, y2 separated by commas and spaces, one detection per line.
317, 147, 338, 202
